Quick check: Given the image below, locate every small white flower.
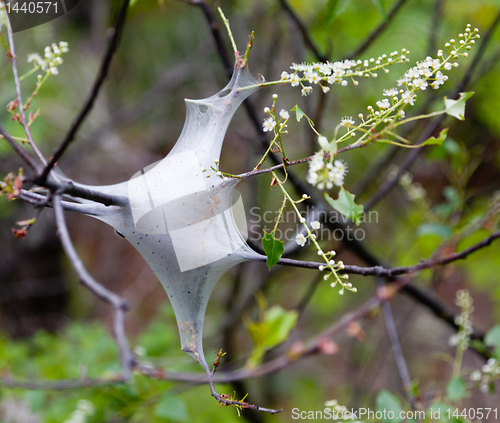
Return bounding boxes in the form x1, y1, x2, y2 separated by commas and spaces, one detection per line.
340, 116, 355, 127
376, 98, 390, 109
280, 71, 289, 80
383, 88, 398, 97
321, 86, 330, 93
434, 71, 448, 85
331, 173, 344, 187
444, 62, 452, 70
311, 221, 320, 230
290, 74, 300, 87
301, 86, 313, 96
413, 78, 428, 90
401, 91, 416, 105
262, 117, 276, 132
279, 109, 289, 120
295, 233, 307, 247
49, 67, 59, 75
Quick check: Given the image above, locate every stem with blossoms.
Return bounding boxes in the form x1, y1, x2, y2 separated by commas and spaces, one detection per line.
272, 171, 356, 295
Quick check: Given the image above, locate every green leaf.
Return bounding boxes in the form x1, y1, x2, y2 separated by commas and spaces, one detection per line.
485, 325, 500, 357
444, 92, 474, 121
447, 377, 467, 401
154, 395, 189, 422
371, 0, 387, 20
262, 231, 284, 270
245, 305, 298, 368
291, 104, 305, 122
422, 128, 448, 146
376, 390, 403, 423
324, 0, 351, 27
324, 188, 364, 225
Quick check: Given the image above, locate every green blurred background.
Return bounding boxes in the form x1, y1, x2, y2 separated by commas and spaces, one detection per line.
1, 0, 500, 421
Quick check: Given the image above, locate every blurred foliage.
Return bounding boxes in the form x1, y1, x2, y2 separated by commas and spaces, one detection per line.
1, 0, 500, 421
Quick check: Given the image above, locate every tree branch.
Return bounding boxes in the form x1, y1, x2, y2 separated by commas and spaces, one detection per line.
4, 9, 47, 165
38, 0, 131, 183
377, 277, 414, 405
262, 229, 500, 279
0, 125, 41, 173
52, 193, 135, 380
343, 0, 409, 60
278, 0, 327, 62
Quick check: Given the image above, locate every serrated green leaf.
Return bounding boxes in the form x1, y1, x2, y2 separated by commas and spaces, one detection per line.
324, 188, 364, 225
444, 92, 474, 121
422, 128, 448, 146
155, 395, 189, 421
376, 390, 403, 423
485, 325, 500, 357
262, 231, 284, 269
291, 104, 304, 122
447, 377, 467, 401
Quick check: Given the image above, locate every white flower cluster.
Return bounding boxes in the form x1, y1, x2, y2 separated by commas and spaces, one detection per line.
363, 25, 478, 124
470, 358, 500, 393
27, 41, 69, 75
306, 151, 348, 190
280, 50, 409, 96
448, 289, 474, 350
261, 94, 289, 133
63, 400, 95, 423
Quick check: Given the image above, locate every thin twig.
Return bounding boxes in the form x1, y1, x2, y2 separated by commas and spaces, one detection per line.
39, 0, 131, 183
377, 277, 414, 405
258, 229, 500, 278
278, 0, 327, 62
52, 193, 135, 380
4, 9, 47, 165
343, 0, 409, 60
0, 125, 41, 172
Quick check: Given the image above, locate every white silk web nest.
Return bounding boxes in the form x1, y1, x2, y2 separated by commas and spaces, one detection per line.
64, 66, 264, 372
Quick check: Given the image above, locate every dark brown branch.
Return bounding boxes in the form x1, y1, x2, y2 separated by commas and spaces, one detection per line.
38, 0, 131, 183
343, 0, 409, 60
52, 194, 135, 380
188, 0, 233, 75
278, 0, 327, 62
265, 229, 500, 278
